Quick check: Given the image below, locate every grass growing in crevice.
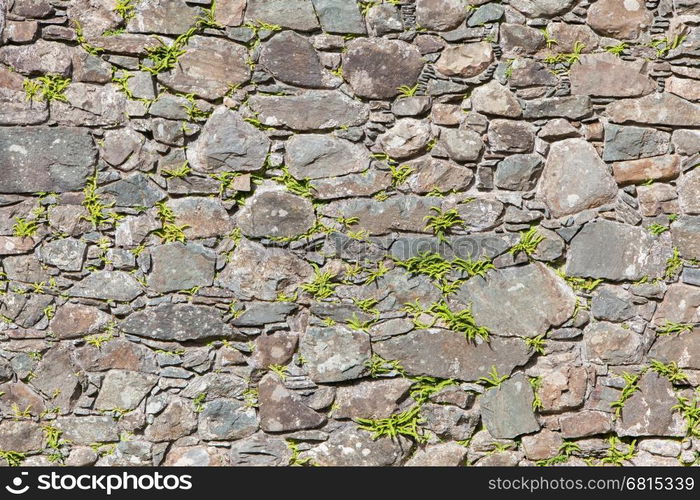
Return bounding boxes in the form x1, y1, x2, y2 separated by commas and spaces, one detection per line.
365, 354, 406, 378
657, 321, 694, 336
536, 441, 581, 466
509, 226, 544, 257
300, 265, 339, 300
477, 365, 509, 388
81, 174, 122, 229
424, 207, 464, 242
356, 405, 426, 443
673, 391, 700, 437
24, 74, 71, 102
154, 201, 188, 243
601, 436, 636, 466
610, 371, 641, 419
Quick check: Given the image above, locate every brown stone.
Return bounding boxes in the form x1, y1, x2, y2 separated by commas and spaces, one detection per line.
570, 53, 654, 98
521, 429, 564, 461
539, 366, 588, 412
258, 374, 326, 432
587, 0, 653, 39
679, 169, 700, 215
333, 378, 413, 420
612, 155, 681, 186
560, 410, 612, 438
653, 283, 700, 325
436, 43, 493, 78
50, 303, 111, 339
144, 398, 197, 442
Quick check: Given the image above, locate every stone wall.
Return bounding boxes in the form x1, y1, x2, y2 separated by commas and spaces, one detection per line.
0, 0, 699, 467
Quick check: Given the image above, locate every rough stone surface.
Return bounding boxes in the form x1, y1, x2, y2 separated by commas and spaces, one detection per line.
120, 304, 234, 341
258, 374, 326, 432
570, 53, 655, 97
481, 373, 540, 439
300, 327, 371, 383
587, 0, 654, 39
236, 189, 315, 239
436, 43, 494, 78
536, 139, 618, 217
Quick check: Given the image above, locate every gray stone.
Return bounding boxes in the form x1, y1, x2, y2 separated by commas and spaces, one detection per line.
471, 81, 521, 118
260, 31, 332, 88
0, 39, 73, 75
50, 303, 111, 339
248, 91, 369, 130
40, 238, 87, 272
56, 416, 119, 445
584, 321, 644, 364
285, 134, 370, 179
436, 42, 493, 78
406, 442, 468, 466
488, 119, 535, 153
567, 219, 671, 280
672, 130, 700, 156
672, 216, 700, 260
523, 96, 592, 120
245, 0, 320, 31
570, 53, 655, 97
607, 93, 700, 127
649, 328, 700, 369
144, 397, 197, 442
311, 0, 366, 34
377, 119, 432, 160
148, 243, 216, 293
617, 372, 685, 437
95, 369, 157, 410
373, 331, 532, 382
229, 433, 291, 466
72, 338, 158, 373
343, 38, 424, 99
100, 128, 145, 167
536, 138, 618, 217
168, 197, 234, 240
300, 326, 371, 383
415, 0, 468, 31
456, 263, 576, 338
455, 198, 503, 231
591, 285, 635, 322
440, 127, 485, 163
69, 271, 143, 302
500, 24, 545, 56
320, 195, 440, 235
495, 154, 543, 191
120, 304, 235, 341
30, 345, 82, 412
366, 3, 404, 36
653, 283, 700, 325
236, 189, 315, 239
157, 36, 250, 100
215, 238, 313, 301
199, 399, 258, 440
182, 373, 248, 401
0, 127, 95, 194
679, 168, 700, 215
307, 425, 409, 466
333, 378, 414, 420
587, 0, 653, 39
603, 124, 670, 162
560, 411, 612, 438
234, 303, 298, 327
468, 3, 504, 26
481, 373, 540, 439
0, 421, 43, 453
512, 0, 577, 17
407, 158, 474, 194
187, 107, 270, 173
392, 96, 432, 117
127, 0, 199, 34
98, 173, 165, 208
258, 374, 326, 432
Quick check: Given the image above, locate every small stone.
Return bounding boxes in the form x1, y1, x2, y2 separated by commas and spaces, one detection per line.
39, 238, 86, 272
538, 119, 579, 141
198, 399, 258, 440
570, 53, 654, 97
488, 119, 535, 153
653, 284, 700, 325
467, 3, 504, 26
300, 326, 371, 383
69, 271, 143, 302
144, 398, 197, 442
603, 124, 670, 162
584, 321, 643, 364
100, 128, 145, 167
587, 0, 653, 39
436, 42, 494, 78
73, 338, 158, 373
260, 31, 332, 88
148, 243, 216, 293
665, 77, 700, 101
613, 155, 680, 186
536, 138, 618, 217
373, 331, 531, 382
494, 154, 543, 191
392, 96, 432, 117
617, 372, 685, 437
0, 421, 43, 453
250, 331, 298, 367
187, 107, 270, 173
248, 91, 369, 130
286, 134, 370, 179
482, 373, 540, 439
638, 183, 678, 217
50, 303, 111, 339
440, 127, 485, 163
333, 378, 413, 420
245, 0, 320, 31
649, 328, 700, 369
168, 197, 233, 239
415, 0, 468, 31
228, 433, 291, 466
98, 173, 165, 208
679, 169, 700, 215
120, 304, 235, 341
95, 369, 157, 411
406, 158, 474, 194
406, 443, 468, 466
0, 39, 73, 76
258, 374, 326, 432
311, 0, 366, 35
157, 36, 249, 100
521, 429, 564, 461
523, 96, 592, 120
216, 0, 246, 26
56, 416, 119, 445
567, 219, 671, 280
342, 38, 424, 99
591, 285, 635, 322
671, 216, 700, 260
560, 411, 612, 438
539, 366, 588, 412
236, 189, 315, 239
471, 81, 522, 118
377, 119, 432, 160
607, 93, 700, 127
0, 127, 95, 194
127, 0, 199, 34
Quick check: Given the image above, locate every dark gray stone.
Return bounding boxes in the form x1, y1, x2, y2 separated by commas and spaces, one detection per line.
39, 238, 87, 272
0, 127, 95, 193
236, 189, 315, 239
98, 173, 165, 208
481, 373, 540, 439
591, 285, 636, 322
285, 134, 370, 179
120, 304, 235, 341
260, 31, 332, 88
148, 243, 216, 293
245, 0, 320, 31
300, 326, 371, 383
258, 374, 326, 432
311, 0, 366, 34
495, 153, 543, 191
94, 369, 157, 410
69, 271, 143, 302
603, 124, 671, 162
199, 399, 258, 440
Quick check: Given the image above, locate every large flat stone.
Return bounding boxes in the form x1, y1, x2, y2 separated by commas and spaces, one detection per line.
120, 304, 235, 341
607, 93, 700, 127
300, 326, 371, 383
